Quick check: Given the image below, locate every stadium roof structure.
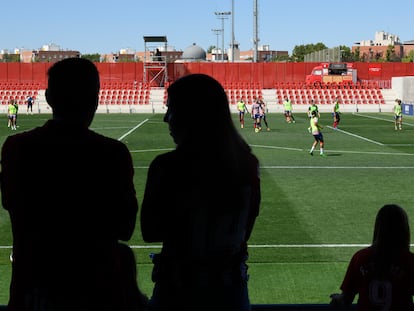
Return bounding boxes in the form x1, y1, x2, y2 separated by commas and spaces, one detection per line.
143, 35, 168, 86
143, 36, 167, 43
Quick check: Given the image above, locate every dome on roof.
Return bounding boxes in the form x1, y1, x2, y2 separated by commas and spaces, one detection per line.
181, 43, 206, 61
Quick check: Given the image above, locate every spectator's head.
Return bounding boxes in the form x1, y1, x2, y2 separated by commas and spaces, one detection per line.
46, 58, 100, 127
373, 204, 410, 252
164, 73, 232, 146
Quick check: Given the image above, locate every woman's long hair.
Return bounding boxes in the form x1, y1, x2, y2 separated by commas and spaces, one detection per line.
372, 204, 410, 275
165, 74, 252, 174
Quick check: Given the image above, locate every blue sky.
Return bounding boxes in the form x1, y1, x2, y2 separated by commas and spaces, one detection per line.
2, 0, 413, 55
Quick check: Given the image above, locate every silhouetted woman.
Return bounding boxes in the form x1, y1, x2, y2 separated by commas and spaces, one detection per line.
331, 204, 414, 310
141, 73, 261, 311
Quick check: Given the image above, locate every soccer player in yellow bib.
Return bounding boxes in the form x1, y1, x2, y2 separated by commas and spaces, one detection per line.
7, 99, 18, 130
308, 99, 320, 118
283, 96, 295, 123
308, 110, 325, 156
237, 97, 248, 128
332, 97, 341, 129
394, 98, 403, 130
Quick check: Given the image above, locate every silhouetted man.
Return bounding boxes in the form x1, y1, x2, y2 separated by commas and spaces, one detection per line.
1, 58, 145, 311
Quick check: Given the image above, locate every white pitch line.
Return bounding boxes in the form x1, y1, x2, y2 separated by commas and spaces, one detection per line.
331, 149, 414, 156
130, 148, 174, 153
326, 126, 384, 145
118, 119, 149, 141
248, 244, 371, 248
352, 113, 395, 123
2, 244, 414, 249
353, 113, 414, 127
248, 145, 414, 156
0, 244, 366, 249
103, 243, 414, 249
261, 166, 414, 169
133, 166, 414, 170
127, 244, 372, 249
250, 144, 303, 152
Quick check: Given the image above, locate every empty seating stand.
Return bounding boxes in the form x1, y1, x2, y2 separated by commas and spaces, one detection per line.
0, 81, 41, 106
99, 81, 151, 106
224, 82, 263, 105
274, 81, 385, 106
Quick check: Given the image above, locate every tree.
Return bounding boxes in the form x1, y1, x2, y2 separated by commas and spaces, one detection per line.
351, 47, 361, 62
1, 53, 20, 62
291, 42, 327, 62
81, 53, 101, 62
207, 45, 215, 54
385, 45, 394, 62
339, 45, 351, 62
402, 50, 414, 62
385, 45, 401, 62
272, 54, 291, 62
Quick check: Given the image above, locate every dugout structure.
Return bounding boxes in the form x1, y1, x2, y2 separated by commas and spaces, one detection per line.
143, 36, 168, 87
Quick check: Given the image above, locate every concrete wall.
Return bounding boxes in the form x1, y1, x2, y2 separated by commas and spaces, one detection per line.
391, 76, 414, 103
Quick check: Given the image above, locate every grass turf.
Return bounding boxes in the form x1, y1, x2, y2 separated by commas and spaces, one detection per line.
1, 111, 414, 305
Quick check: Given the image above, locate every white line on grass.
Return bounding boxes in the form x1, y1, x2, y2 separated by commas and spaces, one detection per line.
118, 119, 149, 141
331, 150, 414, 155
126, 244, 372, 249
132, 165, 414, 170
130, 148, 174, 153
250, 144, 303, 152
0, 244, 366, 249
249, 145, 414, 156
261, 166, 414, 169
249, 244, 371, 248
326, 126, 384, 145
2, 243, 414, 249
127, 243, 414, 249
353, 113, 414, 127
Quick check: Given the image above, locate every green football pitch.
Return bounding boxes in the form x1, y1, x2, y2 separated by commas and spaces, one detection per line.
1, 111, 414, 305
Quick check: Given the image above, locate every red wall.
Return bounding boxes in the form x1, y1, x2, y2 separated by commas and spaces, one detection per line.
1, 62, 414, 89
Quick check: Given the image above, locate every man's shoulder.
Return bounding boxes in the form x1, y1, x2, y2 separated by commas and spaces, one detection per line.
87, 130, 129, 151
2, 125, 44, 150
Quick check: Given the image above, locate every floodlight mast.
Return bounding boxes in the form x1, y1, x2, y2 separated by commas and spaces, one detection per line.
253, 0, 259, 63
215, 11, 231, 62
231, 0, 235, 62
